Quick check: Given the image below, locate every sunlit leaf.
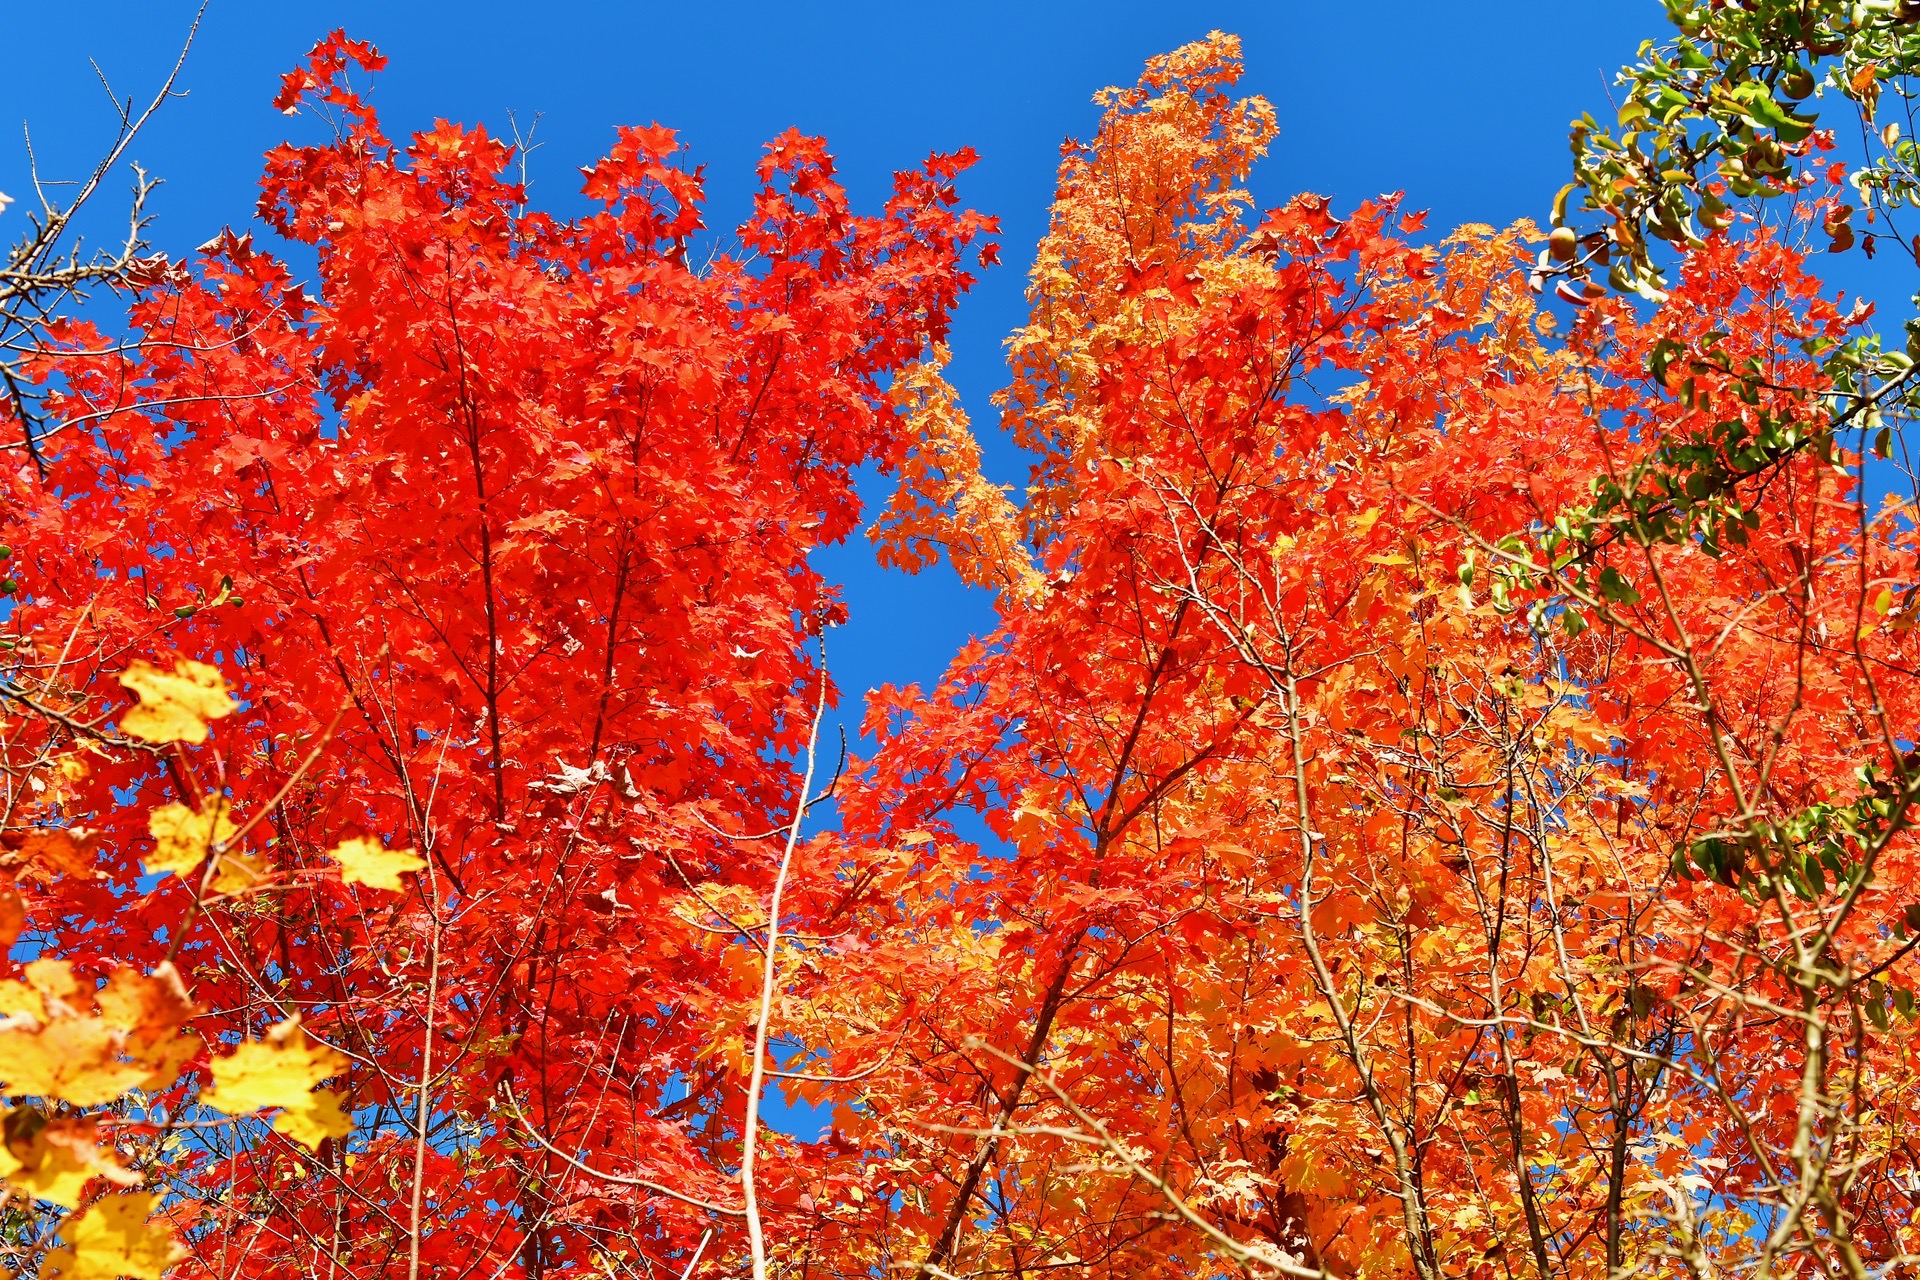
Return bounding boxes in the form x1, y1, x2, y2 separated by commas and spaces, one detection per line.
145, 800, 237, 879
326, 836, 426, 891
116, 659, 236, 744
40, 1192, 183, 1279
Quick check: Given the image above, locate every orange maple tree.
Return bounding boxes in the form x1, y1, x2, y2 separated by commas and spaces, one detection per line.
0, 25, 1916, 1280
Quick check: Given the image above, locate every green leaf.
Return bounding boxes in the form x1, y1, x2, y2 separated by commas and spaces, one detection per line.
1598, 567, 1643, 606
1650, 337, 1686, 385
1552, 182, 1580, 227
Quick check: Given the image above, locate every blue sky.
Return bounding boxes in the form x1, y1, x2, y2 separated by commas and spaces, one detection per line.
4, 0, 1664, 713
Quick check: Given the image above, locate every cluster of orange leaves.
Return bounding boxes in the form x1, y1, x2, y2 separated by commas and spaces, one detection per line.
0, 27, 1912, 1280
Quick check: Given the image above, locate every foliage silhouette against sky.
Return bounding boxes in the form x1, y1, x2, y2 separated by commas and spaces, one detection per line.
2, 0, 1662, 724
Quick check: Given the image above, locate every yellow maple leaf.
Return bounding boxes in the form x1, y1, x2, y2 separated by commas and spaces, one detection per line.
0, 962, 198, 1106
94, 963, 193, 1040
0, 979, 44, 1021
12, 1145, 102, 1209
274, 1087, 351, 1152
210, 851, 266, 896
24, 958, 78, 1004
145, 800, 236, 878
0, 958, 82, 1025
0, 1015, 152, 1106
326, 836, 426, 891
117, 659, 236, 744
3, 1116, 139, 1209
201, 1017, 348, 1128
40, 1192, 183, 1279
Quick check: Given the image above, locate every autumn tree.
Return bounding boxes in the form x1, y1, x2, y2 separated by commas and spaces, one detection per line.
0, 20, 1918, 1280
829, 31, 1920, 1280
0, 29, 992, 1280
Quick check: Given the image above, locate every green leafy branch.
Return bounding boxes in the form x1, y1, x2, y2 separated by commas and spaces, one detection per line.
1557, 0, 1920, 302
